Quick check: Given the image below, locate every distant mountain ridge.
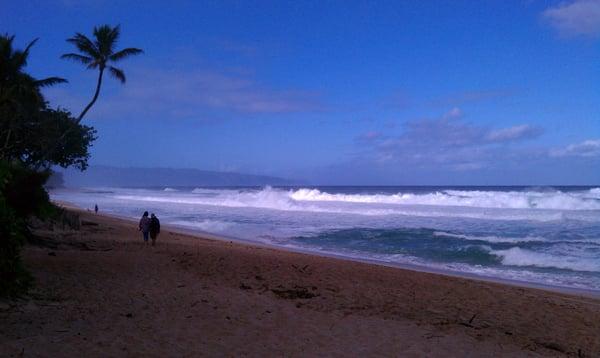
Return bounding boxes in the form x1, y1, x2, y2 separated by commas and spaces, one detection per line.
60, 166, 297, 187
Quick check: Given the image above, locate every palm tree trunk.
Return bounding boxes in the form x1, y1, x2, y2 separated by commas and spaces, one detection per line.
76, 67, 104, 124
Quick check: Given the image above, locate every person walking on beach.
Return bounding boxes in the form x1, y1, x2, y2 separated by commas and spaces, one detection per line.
138, 211, 151, 245
94, 204, 98, 214
149, 213, 161, 246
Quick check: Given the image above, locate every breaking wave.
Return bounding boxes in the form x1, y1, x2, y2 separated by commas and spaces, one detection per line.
433, 231, 547, 243
490, 247, 600, 273
109, 186, 600, 223
290, 187, 600, 210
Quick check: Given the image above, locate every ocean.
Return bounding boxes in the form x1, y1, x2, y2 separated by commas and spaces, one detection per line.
50, 186, 600, 292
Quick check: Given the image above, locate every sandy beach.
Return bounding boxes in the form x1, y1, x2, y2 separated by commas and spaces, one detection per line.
1, 208, 599, 357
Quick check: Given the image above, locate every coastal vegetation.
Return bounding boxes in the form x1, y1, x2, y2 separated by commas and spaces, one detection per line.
0, 26, 141, 296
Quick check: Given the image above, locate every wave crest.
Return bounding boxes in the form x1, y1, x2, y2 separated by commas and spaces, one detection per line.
290, 188, 600, 210
490, 247, 600, 273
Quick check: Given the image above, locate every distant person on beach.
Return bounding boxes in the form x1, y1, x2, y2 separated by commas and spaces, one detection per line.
94, 204, 98, 214
149, 213, 161, 246
138, 211, 151, 245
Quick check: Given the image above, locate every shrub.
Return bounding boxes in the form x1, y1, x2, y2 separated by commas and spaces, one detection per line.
0, 162, 34, 297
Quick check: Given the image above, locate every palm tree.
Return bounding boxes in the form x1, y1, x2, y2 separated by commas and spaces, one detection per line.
61, 25, 143, 123
1, 35, 67, 161
1, 35, 67, 108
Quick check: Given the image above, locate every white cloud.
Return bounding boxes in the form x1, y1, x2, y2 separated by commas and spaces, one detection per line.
487, 124, 542, 142
442, 107, 463, 119
550, 139, 600, 157
357, 110, 542, 171
46, 66, 325, 121
542, 0, 600, 37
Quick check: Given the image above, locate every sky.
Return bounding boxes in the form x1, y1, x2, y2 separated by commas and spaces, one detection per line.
2, 0, 600, 185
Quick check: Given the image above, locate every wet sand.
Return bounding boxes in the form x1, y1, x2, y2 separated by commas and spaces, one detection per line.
1, 208, 599, 357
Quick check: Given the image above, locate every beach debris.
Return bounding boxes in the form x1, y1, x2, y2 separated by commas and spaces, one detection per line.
239, 282, 252, 290
424, 333, 444, 340
534, 340, 566, 354
291, 264, 310, 274
81, 220, 98, 226
459, 313, 478, 328
271, 286, 318, 299
177, 284, 186, 288
255, 275, 264, 281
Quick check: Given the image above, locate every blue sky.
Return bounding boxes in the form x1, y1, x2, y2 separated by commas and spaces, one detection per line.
3, 0, 600, 184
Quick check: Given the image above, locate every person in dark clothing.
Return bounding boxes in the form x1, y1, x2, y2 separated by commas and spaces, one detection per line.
149, 213, 161, 246
139, 211, 151, 245
94, 204, 98, 214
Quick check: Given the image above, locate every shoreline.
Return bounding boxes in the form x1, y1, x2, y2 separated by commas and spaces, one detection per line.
2, 206, 600, 355
60, 200, 600, 299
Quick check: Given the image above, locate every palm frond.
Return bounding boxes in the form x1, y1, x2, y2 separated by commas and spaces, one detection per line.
108, 66, 126, 83
66, 33, 100, 58
86, 60, 101, 70
23, 38, 39, 55
109, 47, 143, 62
11, 38, 38, 70
0, 35, 15, 61
60, 53, 93, 65
34, 77, 68, 87
94, 24, 120, 56
110, 25, 121, 44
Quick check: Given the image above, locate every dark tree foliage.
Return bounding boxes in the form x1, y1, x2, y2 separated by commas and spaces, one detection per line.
1, 34, 96, 170
0, 35, 97, 296
0, 163, 35, 296
1, 105, 97, 170
14, 107, 96, 169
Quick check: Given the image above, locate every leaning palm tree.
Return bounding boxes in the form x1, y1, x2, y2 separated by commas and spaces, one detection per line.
61, 25, 143, 123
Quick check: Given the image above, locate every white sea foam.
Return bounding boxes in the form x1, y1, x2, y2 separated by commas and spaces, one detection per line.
291, 188, 600, 210
170, 219, 232, 232
490, 247, 600, 273
120, 186, 600, 212
107, 186, 600, 223
433, 231, 547, 243
588, 188, 600, 198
